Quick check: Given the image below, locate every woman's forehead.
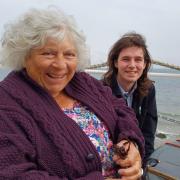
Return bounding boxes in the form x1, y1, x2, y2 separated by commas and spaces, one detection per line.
34, 36, 76, 50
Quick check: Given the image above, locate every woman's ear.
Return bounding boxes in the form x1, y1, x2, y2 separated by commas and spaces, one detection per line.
23, 58, 28, 68
114, 60, 118, 68
143, 61, 146, 70
23, 51, 31, 68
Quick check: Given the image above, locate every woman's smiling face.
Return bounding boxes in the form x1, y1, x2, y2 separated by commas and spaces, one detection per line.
115, 46, 146, 88
24, 37, 78, 97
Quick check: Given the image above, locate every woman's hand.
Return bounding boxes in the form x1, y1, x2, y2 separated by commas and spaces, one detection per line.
113, 140, 142, 180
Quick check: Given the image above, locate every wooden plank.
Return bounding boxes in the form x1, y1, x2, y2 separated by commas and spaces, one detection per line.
147, 166, 177, 180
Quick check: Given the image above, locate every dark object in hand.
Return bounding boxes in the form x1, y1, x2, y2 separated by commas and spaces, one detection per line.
113, 140, 131, 178
113, 140, 131, 159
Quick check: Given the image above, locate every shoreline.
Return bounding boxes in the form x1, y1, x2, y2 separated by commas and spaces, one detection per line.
155, 117, 180, 148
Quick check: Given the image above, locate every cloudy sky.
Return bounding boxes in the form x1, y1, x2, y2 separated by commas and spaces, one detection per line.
0, 0, 180, 66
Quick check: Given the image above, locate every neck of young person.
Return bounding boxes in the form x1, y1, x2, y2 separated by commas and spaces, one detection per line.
116, 76, 135, 92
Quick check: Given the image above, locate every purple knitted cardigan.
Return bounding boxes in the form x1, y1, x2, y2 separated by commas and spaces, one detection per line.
0, 70, 144, 179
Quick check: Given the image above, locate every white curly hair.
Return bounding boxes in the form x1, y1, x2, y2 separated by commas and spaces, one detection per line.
0, 7, 90, 71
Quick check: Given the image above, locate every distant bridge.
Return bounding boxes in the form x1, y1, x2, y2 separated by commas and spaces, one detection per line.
87, 59, 180, 71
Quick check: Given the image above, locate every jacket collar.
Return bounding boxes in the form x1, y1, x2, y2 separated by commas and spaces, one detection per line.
111, 74, 123, 98
111, 74, 143, 113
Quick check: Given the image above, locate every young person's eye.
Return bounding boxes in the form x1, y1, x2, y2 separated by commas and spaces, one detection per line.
135, 58, 143, 62
122, 57, 130, 61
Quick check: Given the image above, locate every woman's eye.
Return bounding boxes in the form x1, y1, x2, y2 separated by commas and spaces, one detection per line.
64, 52, 77, 58
42, 51, 55, 58
135, 58, 143, 62
122, 58, 129, 62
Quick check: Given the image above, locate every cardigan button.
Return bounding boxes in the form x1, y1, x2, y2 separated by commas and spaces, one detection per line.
86, 153, 94, 162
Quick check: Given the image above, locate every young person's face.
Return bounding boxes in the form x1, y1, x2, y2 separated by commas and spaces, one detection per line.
115, 46, 146, 86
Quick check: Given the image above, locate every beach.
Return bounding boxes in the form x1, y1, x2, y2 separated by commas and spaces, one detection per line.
151, 72, 180, 147
155, 117, 180, 147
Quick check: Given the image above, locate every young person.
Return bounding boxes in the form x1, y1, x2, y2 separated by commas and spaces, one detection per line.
103, 32, 158, 163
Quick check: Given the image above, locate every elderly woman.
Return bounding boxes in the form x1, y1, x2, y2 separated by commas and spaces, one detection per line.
0, 8, 144, 179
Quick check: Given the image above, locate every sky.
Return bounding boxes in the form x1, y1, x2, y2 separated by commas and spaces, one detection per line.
0, 0, 180, 66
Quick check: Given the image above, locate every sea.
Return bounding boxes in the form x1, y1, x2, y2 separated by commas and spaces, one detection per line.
0, 67, 180, 147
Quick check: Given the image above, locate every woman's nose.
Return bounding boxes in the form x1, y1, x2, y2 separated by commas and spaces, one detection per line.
128, 60, 136, 67
52, 55, 67, 68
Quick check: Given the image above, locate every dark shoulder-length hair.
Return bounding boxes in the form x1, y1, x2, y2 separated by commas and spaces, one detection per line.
103, 32, 153, 97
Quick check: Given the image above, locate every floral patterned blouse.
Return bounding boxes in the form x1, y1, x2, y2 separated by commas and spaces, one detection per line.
62, 102, 115, 177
